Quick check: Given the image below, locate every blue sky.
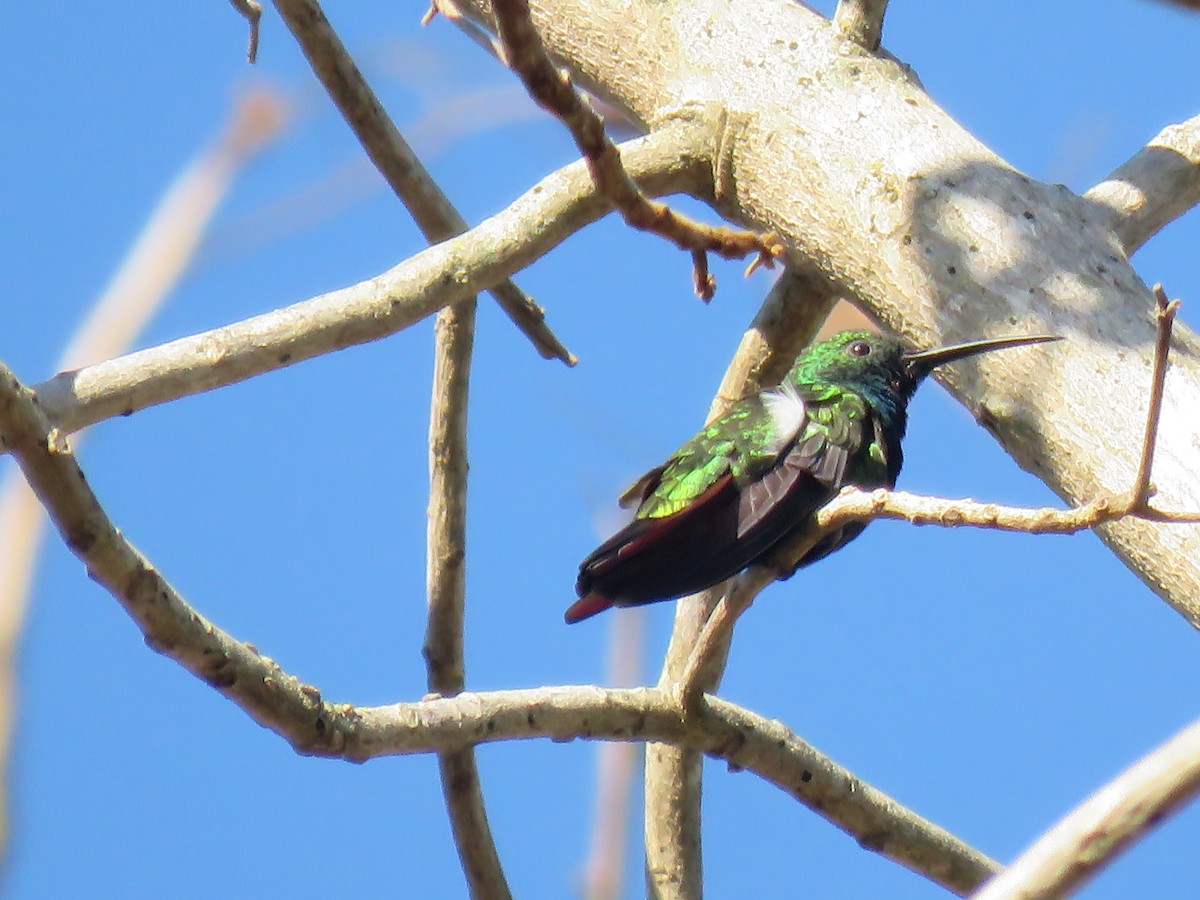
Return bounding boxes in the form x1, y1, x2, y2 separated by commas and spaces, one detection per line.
2, 1, 1199, 897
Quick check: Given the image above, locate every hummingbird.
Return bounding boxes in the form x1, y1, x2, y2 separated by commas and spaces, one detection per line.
565, 329, 1060, 623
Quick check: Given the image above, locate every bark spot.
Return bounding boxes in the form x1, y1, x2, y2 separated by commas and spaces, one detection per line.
65, 526, 97, 555
202, 655, 237, 688
858, 830, 888, 852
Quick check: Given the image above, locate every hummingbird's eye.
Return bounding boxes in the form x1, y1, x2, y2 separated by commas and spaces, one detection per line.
848, 340, 871, 357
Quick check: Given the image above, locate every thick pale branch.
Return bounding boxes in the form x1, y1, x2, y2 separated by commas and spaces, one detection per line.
273, 0, 575, 365
1086, 113, 1200, 254
832, 0, 888, 51
450, 0, 1200, 633
973, 716, 1200, 899
23, 124, 707, 447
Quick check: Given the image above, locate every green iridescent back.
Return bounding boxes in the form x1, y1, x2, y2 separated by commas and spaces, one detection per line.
632, 331, 910, 522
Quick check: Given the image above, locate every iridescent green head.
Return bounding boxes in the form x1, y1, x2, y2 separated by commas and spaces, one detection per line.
789, 329, 1061, 424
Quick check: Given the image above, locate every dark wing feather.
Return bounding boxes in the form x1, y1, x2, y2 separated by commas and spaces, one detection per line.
572, 394, 875, 615
617, 463, 668, 509
574, 472, 741, 608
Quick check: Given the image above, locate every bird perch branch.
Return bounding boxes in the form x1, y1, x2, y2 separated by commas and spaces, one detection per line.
0, 335, 993, 897
677, 287, 1197, 708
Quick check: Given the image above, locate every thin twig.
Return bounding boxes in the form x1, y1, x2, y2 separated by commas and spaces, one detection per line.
423, 301, 512, 899
424, 0, 509, 62
21, 125, 705, 448
832, 0, 889, 51
489, 0, 781, 298
675, 290, 1196, 706
972, 715, 1200, 899
1133, 285, 1178, 505
229, 0, 263, 62
272, 0, 576, 365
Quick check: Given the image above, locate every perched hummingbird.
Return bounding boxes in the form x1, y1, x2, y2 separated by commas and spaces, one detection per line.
566, 329, 1059, 623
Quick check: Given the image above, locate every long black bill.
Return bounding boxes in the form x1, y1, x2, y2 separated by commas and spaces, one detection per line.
904, 334, 1062, 378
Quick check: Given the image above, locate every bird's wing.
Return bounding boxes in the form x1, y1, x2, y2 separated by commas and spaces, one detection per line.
734, 386, 869, 538
617, 464, 667, 509
632, 395, 770, 521
574, 387, 875, 613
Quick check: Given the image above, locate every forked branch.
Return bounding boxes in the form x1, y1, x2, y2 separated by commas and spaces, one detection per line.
488, 0, 781, 298
0, 342, 991, 896
272, 0, 576, 365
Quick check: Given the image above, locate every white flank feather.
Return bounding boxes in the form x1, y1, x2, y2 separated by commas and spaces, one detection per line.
762, 381, 808, 452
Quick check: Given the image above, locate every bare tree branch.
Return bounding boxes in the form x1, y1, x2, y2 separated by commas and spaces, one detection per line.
973, 716, 1200, 899
24, 124, 708, 448
273, 0, 576, 365
833, 0, 889, 51
448, 0, 1200, 638
1085, 113, 1200, 255
488, 0, 780, 299
423, 298, 511, 897
0, 347, 995, 895
646, 269, 839, 898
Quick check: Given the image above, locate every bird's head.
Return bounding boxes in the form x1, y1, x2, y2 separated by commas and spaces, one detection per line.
791, 329, 1061, 421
